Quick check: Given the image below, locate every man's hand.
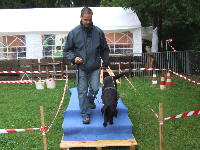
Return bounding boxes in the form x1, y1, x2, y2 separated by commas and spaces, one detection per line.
74, 57, 83, 64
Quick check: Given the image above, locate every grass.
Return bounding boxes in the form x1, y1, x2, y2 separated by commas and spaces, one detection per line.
0, 76, 199, 150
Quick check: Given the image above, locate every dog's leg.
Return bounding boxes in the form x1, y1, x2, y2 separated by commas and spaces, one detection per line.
109, 117, 113, 125
103, 114, 107, 127
102, 107, 107, 127
101, 107, 104, 115
114, 110, 118, 117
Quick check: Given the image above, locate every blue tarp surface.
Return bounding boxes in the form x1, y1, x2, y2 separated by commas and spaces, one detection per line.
62, 87, 135, 141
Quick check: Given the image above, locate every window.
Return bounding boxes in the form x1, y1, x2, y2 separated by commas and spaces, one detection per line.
0, 35, 26, 59
42, 34, 66, 58
105, 31, 133, 55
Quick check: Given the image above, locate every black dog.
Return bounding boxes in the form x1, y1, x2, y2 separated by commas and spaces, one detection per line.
101, 73, 124, 127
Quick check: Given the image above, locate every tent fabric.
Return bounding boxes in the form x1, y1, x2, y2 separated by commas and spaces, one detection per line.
62, 87, 135, 141
142, 26, 153, 41
151, 27, 158, 52
142, 26, 158, 52
0, 7, 141, 35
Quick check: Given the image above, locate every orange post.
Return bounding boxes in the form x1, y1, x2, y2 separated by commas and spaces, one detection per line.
159, 103, 164, 150
118, 63, 122, 87
106, 66, 120, 83
40, 106, 47, 150
100, 67, 104, 84
65, 65, 68, 90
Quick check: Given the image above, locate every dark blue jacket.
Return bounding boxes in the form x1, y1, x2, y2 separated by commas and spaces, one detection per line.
63, 24, 110, 72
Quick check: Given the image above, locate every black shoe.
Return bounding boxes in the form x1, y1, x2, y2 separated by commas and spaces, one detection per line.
89, 102, 96, 109
82, 116, 90, 124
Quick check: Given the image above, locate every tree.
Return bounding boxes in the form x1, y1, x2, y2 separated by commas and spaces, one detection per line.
71, 0, 101, 7
101, 0, 200, 51
0, 0, 101, 8
0, 0, 26, 8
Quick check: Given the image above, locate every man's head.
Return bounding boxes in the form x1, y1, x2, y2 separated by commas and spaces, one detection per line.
80, 7, 93, 28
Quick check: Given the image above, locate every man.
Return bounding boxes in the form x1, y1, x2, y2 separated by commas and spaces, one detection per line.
63, 7, 110, 124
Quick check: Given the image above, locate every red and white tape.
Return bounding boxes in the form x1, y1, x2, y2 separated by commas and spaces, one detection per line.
0, 80, 34, 84
126, 68, 199, 85
125, 68, 167, 71
149, 106, 200, 122
46, 76, 68, 133
166, 38, 176, 52
0, 68, 167, 74
0, 79, 67, 84
0, 126, 48, 134
0, 70, 65, 74
169, 70, 200, 85
164, 110, 200, 121
0, 80, 45, 84
148, 106, 159, 119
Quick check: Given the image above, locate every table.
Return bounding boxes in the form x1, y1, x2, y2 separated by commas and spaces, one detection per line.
31, 61, 63, 79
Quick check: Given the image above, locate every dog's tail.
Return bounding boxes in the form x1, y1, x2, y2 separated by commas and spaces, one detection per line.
113, 73, 124, 80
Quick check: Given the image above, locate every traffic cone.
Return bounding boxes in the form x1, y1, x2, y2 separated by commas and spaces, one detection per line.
160, 73, 166, 90
166, 71, 172, 86
151, 71, 157, 87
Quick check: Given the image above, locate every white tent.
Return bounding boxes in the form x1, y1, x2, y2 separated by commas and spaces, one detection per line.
142, 26, 158, 52
0, 7, 142, 59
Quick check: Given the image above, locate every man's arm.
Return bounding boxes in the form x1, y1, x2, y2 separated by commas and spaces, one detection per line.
100, 31, 110, 68
63, 31, 76, 64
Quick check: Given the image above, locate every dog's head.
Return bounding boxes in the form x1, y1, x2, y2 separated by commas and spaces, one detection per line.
103, 73, 124, 89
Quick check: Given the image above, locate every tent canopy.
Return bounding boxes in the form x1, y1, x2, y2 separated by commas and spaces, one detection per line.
0, 7, 141, 35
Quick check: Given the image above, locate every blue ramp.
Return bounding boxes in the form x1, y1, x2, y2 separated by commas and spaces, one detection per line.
62, 87, 135, 141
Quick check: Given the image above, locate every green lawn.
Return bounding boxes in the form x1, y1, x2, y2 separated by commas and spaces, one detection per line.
0, 76, 199, 150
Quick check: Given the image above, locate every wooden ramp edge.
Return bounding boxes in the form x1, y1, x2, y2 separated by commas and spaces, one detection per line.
60, 139, 137, 150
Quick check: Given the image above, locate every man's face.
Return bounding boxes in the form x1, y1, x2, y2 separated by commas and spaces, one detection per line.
81, 13, 92, 28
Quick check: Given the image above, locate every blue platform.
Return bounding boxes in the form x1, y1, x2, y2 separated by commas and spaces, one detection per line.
62, 87, 135, 141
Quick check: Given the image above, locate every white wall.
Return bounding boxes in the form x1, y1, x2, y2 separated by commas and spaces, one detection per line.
26, 33, 43, 59
132, 28, 142, 54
